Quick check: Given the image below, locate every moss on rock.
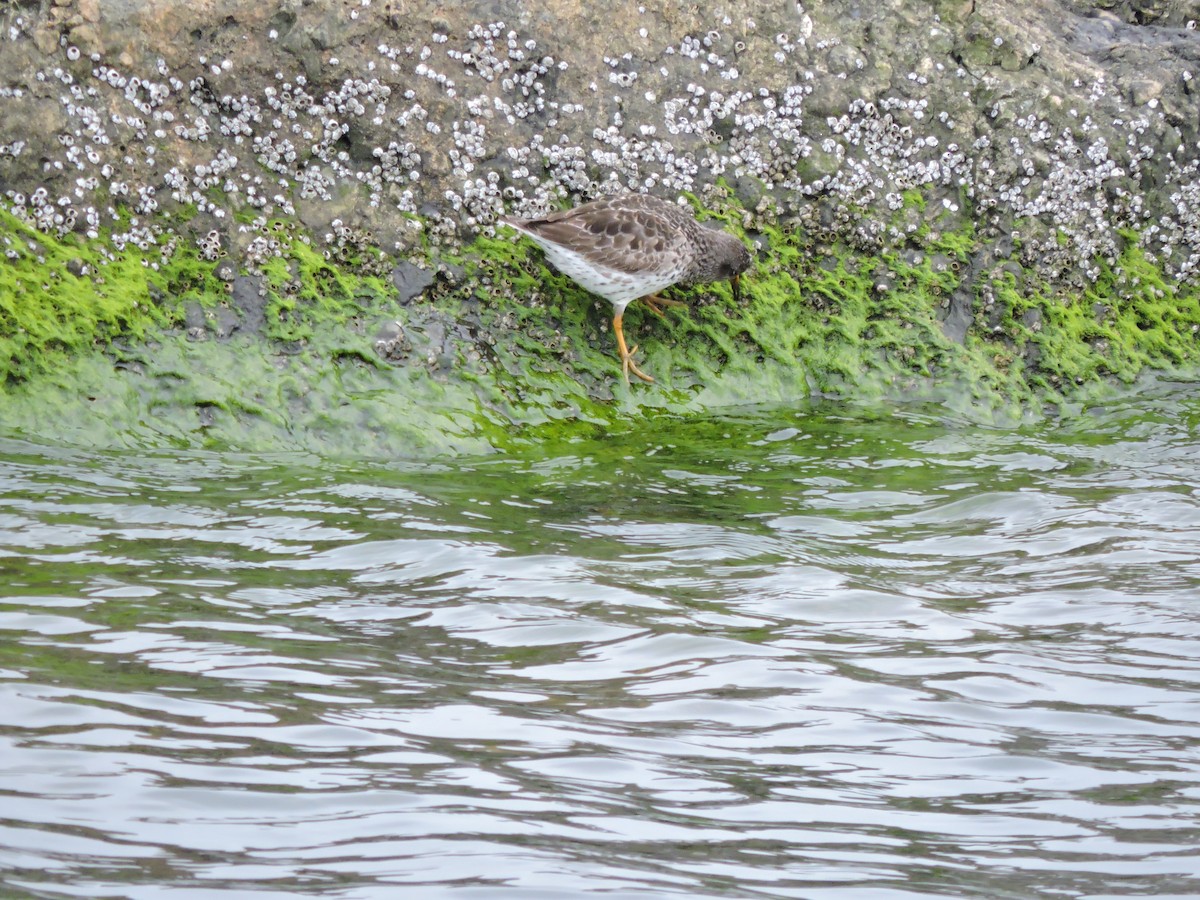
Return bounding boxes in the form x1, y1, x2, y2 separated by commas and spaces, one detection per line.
0, 209, 218, 385
2, 188, 1199, 457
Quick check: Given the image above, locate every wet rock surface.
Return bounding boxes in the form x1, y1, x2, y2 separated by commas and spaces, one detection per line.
0, 0, 1198, 449
0, 0, 1196, 278
391, 261, 436, 306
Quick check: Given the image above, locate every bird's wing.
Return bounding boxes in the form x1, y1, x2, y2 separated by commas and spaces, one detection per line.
518, 200, 692, 276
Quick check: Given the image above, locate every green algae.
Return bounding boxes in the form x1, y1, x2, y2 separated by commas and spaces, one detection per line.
479, 191, 983, 411
2, 192, 1200, 457
0, 209, 220, 386
991, 235, 1200, 400
259, 233, 392, 347
0, 332, 509, 455
479, 190, 1200, 427
0, 209, 385, 390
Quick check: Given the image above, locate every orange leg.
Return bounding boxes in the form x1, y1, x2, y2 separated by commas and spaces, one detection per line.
612, 311, 654, 384
640, 293, 688, 319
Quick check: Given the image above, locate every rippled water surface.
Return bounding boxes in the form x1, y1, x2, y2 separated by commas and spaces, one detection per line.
3, 389, 1200, 899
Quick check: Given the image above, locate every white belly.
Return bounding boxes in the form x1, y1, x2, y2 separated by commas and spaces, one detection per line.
532, 238, 681, 312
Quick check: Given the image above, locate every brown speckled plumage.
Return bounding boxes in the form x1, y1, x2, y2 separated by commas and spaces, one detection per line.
501, 193, 751, 383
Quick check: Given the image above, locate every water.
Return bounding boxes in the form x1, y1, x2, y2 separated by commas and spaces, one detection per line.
2, 388, 1200, 899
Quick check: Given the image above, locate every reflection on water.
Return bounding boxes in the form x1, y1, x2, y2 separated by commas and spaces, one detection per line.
2, 388, 1200, 898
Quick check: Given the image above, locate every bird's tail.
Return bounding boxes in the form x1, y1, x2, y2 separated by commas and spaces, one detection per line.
498, 215, 530, 233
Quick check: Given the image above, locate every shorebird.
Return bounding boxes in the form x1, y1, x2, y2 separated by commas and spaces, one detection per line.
501, 193, 752, 383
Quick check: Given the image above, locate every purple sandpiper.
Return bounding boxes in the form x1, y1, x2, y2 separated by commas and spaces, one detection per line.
501, 193, 752, 383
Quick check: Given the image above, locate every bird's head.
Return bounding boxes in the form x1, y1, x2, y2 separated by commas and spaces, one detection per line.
702, 231, 753, 303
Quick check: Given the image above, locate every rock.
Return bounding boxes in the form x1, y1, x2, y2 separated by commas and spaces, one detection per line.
942, 288, 975, 345
230, 275, 266, 334
31, 26, 60, 56
214, 307, 240, 340
184, 301, 208, 340
5, 0, 1189, 281
1, 0, 1199, 410
391, 261, 435, 306
68, 23, 102, 55
1130, 78, 1164, 106
374, 320, 410, 362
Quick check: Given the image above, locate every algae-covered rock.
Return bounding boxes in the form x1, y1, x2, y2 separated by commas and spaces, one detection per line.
1, 0, 1199, 453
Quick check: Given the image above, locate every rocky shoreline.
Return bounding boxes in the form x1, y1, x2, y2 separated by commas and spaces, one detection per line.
1, 0, 1199, 452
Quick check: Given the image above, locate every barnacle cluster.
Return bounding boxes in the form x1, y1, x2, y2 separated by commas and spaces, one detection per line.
0, 0, 1197, 305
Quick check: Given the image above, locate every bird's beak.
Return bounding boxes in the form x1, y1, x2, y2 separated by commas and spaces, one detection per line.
731, 272, 741, 304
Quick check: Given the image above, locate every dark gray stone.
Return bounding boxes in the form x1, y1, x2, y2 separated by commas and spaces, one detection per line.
391, 261, 435, 306
215, 307, 241, 340
183, 301, 206, 332
941, 289, 974, 345
230, 275, 266, 335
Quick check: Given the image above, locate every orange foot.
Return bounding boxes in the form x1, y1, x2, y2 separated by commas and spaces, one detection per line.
612, 312, 654, 384
640, 293, 688, 320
